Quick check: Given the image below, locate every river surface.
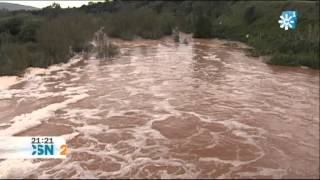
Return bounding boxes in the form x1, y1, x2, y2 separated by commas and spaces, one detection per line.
0, 37, 319, 179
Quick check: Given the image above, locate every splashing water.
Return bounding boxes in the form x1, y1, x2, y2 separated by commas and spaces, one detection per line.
0, 37, 319, 179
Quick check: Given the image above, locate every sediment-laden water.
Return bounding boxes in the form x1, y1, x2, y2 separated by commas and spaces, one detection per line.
0, 37, 319, 179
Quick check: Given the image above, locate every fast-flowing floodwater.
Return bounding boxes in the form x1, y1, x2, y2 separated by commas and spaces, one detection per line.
0, 37, 319, 179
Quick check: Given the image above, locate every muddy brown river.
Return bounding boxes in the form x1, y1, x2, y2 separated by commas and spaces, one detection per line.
0, 37, 319, 179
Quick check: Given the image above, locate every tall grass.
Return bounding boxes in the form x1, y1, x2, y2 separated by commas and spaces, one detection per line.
101, 9, 175, 40
200, 1, 320, 69
0, 13, 99, 75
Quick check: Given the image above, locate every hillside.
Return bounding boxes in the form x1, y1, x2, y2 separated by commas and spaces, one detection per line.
0, 2, 38, 11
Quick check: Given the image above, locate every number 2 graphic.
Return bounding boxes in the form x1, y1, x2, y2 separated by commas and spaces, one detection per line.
60, 144, 68, 155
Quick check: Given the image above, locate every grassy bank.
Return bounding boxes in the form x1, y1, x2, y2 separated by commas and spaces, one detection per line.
206, 1, 320, 69
0, 10, 98, 75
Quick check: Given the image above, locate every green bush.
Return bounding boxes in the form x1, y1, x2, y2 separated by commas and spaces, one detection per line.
135, 9, 163, 39
103, 11, 135, 40
159, 12, 175, 35
37, 14, 98, 63
244, 6, 257, 24
0, 43, 29, 75
0, 16, 23, 35
102, 9, 175, 40
18, 19, 42, 42
193, 15, 213, 38
214, 1, 319, 69
268, 52, 319, 69
0, 32, 13, 45
0, 13, 99, 75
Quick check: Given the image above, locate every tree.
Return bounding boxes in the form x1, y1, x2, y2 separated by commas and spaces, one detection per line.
51, 3, 61, 9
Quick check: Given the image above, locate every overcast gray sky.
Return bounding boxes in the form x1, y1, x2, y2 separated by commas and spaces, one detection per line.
0, 1, 104, 8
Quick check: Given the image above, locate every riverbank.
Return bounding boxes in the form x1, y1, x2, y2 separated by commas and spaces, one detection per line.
1, 33, 318, 82
1, 1, 319, 76
0, 55, 83, 90
1, 36, 318, 91
0, 37, 318, 179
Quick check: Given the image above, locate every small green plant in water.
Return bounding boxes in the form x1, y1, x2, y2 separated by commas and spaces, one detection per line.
173, 27, 180, 43
95, 28, 119, 60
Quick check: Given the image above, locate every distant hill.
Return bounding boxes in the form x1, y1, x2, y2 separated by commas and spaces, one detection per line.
0, 2, 38, 11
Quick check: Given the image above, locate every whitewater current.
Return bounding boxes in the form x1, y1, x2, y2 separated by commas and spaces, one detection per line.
0, 37, 319, 178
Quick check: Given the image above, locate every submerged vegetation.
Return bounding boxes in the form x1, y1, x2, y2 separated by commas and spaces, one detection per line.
0, 1, 319, 75
173, 27, 180, 43
95, 28, 119, 59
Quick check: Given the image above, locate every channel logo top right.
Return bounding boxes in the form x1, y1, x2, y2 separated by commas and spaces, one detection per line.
278, 11, 298, 30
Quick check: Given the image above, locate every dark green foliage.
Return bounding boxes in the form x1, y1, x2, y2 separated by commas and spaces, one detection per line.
0, 43, 29, 75
102, 8, 175, 40
0, 16, 23, 35
102, 11, 135, 40
244, 6, 257, 24
37, 14, 98, 63
193, 15, 213, 38
0, 31, 12, 44
210, 1, 319, 69
158, 12, 175, 36
268, 52, 319, 69
18, 18, 42, 42
134, 9, 164, 39
0, 12, 99, 75
39, 2, 62, 18
0, 13, 43, 44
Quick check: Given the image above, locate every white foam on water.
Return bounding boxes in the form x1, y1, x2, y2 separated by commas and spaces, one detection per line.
199, 156, 253, 168
0, 55, 81, 86
219, 120, 265, 133
235, 167, 287, 179
0, 76, 20, 90
25, 67, 47, 77
0, 93, 89, 136
0, 91, 14, 99
220, 120, 267, 152
76, 125, 107, 135
202, 54, 221, 62
151, 99, 181, 116
61, 132, 80, 142
63, 108, 102, 121
70, 76, 81, 82
0, 159, 43, 179
46, 56, 82, 74
276, 133, 293, 139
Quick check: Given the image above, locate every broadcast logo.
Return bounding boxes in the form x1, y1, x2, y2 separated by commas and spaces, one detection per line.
0, 136, 67, 159
278, 11, 298, 30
